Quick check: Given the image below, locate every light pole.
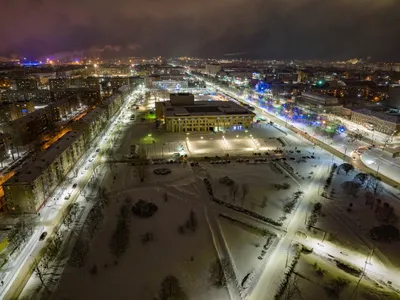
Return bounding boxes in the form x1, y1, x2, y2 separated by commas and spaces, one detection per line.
375, 162, 383, 176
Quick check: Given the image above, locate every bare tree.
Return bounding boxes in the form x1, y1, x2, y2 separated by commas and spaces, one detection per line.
63, 203, 80, 229
186, 210, 198, 232
376, 203, 398, 224
366, 173, 382, 195
33, 236, 64, 292
109, 205, 131, 259
353, 173, 368, 186
208, 258, 235, 288
85, 202, 104, 239
261, 196, 268, 208
282, 273, 300, 300
136, 145, 148, 182
158, 275, 188, 300
241, 183, 249, 200
230, 183, 239, 203
9, 216, 35, 255
69, 237, 90, 267
337, 163, 354, 175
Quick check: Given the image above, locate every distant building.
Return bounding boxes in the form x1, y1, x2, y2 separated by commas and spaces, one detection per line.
1, 90, 52, 103
48, 95, 81, 122
205, 64, 222, 76
94, 65, 130, 76
15, 78, 38, 90
2, 109, 55, 146
159, 93, 255, 132
0, 102, 23, 124
351, 108, 400, 134
49, 78, 70, 91
0, 101, 35, 125
3, 131, 86, 213
297, 91, 343, 115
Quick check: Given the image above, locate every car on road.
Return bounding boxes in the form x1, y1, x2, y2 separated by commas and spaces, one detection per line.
72, 183, 77, 189
0, 225, 13, 230
96, 148, 100, 152
39, 232, 48, 241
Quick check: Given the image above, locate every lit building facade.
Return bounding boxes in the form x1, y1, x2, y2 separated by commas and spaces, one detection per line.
160, 93, 255, 132
351, 109, 400, 134
3, 131, 86, 213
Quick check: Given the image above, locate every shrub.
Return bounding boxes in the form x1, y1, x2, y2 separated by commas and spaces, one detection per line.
131, 199, 158, 218
334, 259, 362, 277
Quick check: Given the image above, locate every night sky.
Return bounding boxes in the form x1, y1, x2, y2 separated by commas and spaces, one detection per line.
2, 0, 400, 60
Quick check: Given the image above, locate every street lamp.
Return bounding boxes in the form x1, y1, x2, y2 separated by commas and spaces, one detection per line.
375, 162, 383, 176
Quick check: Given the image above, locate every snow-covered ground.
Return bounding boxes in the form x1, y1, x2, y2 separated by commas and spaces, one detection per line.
314, 169, 400, 270
292, 251, 399, 300
54, 164, 230, 300
209, 163, 297, 222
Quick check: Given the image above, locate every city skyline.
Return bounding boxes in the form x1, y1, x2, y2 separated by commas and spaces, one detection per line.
2, 0, 400, 61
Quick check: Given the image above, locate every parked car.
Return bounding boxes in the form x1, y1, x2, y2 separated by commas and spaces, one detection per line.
39, 232, 48, 241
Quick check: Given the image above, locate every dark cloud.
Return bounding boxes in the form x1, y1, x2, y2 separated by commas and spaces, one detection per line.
1, 0, 399, 60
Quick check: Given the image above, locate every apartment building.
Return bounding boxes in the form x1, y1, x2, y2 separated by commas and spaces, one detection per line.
2, 109, 55, 146
99, 93, 123, 119
3, 131, 86, 213
72, 107, 108, 144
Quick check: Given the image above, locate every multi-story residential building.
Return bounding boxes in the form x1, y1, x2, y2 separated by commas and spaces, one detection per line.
0, 102, 23, 124
157, 93, 255, 132
72, 107, 108, 144
3, 131, 86, 213
0, 133, 11, 161
99, 94, 123, 119
351, 108, 400, 134
1, 90, 52, 103
49, 78, 70, 91
15, 101, 35, 115
70, 77, 100, 90
15, 78, 38, 90
2, 109, 55, 146
48, 95, 81, 121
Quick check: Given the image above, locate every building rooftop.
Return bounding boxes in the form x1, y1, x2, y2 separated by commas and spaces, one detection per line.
78, 107, 106, 124
100, 93, 121, 107
352, 108, 400, 124
8, 108, 48, 126
3, 130, 83, 184
164, 100, 256, 118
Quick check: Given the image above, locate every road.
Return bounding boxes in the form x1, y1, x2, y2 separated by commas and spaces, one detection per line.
0, 88, 144, 300
249, 159, 329, 300
205, 80, 400, 187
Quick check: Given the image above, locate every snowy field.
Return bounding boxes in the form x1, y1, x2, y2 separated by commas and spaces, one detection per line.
54, 164, 230, 300
219, 216, 277, 293
313, 168, 400, 269
291, 251, 399, 300
207, 163, 298, 222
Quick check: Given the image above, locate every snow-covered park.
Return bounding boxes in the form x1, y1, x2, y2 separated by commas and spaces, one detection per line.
49, 159, 300, 300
